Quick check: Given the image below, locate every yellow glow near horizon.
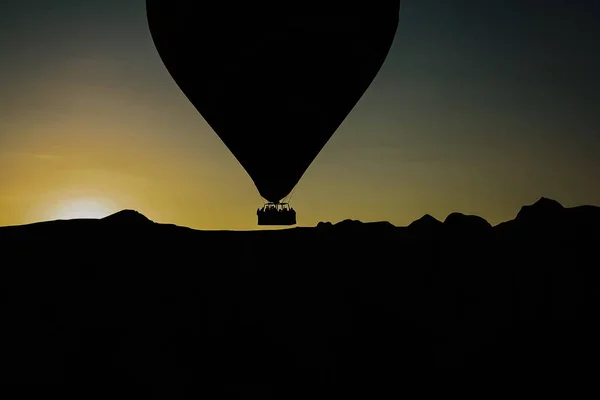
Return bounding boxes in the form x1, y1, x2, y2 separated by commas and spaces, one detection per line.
44, 197, 115, 221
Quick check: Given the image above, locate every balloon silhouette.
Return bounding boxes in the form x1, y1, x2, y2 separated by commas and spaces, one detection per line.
146, 2, 400, 205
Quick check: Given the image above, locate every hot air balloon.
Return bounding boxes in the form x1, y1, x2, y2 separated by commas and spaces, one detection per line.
146, 2, 400, 225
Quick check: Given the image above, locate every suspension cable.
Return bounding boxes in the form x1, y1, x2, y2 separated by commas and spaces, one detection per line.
256, 191, 267, 208
286, 186, 297, 205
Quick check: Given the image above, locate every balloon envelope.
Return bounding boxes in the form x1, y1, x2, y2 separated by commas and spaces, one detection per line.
146, 2, 400, 202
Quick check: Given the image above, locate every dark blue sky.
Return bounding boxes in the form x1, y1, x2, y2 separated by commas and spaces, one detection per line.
0, 1, 598, 228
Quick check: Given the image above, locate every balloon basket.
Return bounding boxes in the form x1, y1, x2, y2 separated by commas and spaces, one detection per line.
257, 203, 297, 226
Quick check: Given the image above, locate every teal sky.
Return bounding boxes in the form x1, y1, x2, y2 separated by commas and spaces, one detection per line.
1, 1, 598, 229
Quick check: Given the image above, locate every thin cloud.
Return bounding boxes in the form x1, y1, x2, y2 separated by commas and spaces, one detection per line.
0, 151, 62, 162
32, 153, 61, 161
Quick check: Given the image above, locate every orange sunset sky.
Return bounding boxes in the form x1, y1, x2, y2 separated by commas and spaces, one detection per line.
1, 0, 599, 230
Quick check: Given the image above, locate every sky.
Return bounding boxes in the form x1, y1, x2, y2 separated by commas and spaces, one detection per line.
0, 0, 599, 230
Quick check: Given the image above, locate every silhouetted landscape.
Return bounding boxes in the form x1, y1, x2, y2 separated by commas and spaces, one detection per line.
0, 197, 598, 393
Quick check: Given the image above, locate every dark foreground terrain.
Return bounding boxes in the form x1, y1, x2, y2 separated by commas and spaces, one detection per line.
0, 197, 599, 394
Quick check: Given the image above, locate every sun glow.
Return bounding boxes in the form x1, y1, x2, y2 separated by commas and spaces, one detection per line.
46, 198, 116, 220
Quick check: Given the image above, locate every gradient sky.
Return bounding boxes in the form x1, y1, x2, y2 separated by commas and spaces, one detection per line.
1, 0, 599, 229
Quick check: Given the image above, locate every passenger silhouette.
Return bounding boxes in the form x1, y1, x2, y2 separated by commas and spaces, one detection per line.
257, 202, 296, 225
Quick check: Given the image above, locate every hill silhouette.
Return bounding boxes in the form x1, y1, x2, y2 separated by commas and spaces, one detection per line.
0, 197, 598, 395
101, 209, 153, 225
